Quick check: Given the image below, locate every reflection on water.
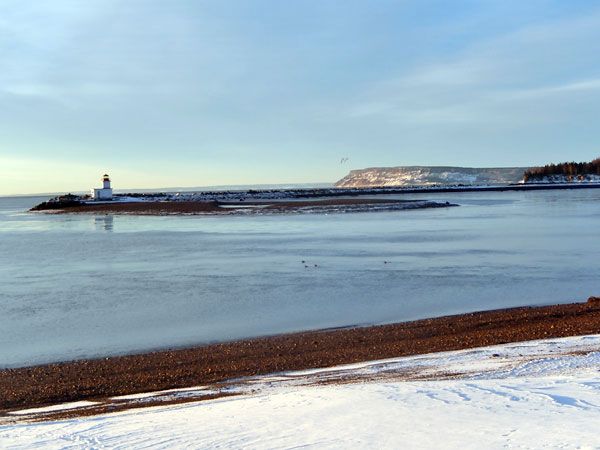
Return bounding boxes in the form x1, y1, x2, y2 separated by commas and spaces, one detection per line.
1, 189, 599, 368
94, 215, 114, 232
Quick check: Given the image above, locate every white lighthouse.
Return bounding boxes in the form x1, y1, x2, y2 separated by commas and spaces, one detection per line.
91, 174, 114, 200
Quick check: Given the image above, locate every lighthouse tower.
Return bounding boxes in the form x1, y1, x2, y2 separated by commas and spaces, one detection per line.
91, 174, 114, 200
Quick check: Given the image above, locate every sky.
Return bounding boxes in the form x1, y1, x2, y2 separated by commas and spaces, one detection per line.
1, 0, 600, 195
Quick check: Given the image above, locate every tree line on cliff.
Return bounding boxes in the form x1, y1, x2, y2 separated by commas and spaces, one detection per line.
523, 157, 600, 181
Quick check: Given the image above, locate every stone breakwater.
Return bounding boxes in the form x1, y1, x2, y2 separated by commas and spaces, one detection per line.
30, 198, 457, 215
30, 182, 600, 213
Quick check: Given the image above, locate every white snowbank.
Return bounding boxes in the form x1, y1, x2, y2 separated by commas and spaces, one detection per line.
110, 386, 210, 401
2, 335, 600, 449
7, 402, 100, 416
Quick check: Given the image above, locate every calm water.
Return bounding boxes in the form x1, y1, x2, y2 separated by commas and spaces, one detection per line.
1, 190, 599, 368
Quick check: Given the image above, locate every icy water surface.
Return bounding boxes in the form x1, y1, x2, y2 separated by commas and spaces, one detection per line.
1, 189, 599, 368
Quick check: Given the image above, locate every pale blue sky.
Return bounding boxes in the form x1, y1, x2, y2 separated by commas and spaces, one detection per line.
1, 0, 600, 194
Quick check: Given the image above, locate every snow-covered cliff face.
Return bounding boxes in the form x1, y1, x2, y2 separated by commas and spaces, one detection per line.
335, 166, 528, 187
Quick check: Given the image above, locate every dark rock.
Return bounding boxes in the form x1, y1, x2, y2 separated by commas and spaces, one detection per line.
30, 198, 83, 211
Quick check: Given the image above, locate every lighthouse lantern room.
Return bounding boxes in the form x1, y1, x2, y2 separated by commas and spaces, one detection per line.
91, 174, 114, 200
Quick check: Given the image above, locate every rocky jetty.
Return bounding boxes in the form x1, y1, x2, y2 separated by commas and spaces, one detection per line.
29, 194, 84, 211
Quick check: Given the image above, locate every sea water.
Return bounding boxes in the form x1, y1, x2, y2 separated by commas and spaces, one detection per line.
1, 189, 599, 368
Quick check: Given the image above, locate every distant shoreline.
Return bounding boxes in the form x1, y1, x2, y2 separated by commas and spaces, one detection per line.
27, 182, 600, 214
2, 298, 599, 419
323, 182, 600, 195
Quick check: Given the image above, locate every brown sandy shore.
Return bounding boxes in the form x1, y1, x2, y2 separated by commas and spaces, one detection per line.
2, 299, 600, 418
33, 198, 454, 215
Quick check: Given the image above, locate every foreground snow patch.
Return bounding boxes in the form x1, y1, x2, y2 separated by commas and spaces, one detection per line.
7, 402, 100, 416
2, 335, 600, 449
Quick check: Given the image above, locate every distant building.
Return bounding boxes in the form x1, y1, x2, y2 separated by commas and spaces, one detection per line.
91, 174, 113, 200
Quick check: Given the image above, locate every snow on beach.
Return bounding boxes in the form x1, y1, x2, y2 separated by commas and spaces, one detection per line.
2, 335, 600, 449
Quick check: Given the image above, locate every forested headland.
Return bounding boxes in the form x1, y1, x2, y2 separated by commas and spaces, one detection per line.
523, 158, 600, 182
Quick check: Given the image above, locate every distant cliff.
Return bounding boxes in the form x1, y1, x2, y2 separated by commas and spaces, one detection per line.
335, 166, 528, 188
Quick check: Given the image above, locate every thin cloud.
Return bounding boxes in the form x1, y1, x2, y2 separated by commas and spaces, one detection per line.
344, 8, 600, 126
